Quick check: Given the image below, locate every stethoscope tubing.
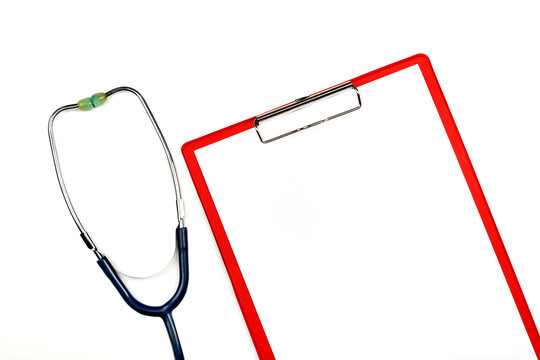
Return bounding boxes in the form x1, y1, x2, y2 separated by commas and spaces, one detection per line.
98, 226, 189, 359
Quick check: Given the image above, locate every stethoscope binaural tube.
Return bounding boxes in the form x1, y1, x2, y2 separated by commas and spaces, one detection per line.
48, 87, 188, 360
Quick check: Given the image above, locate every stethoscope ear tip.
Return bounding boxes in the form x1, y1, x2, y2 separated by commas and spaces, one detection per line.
77, 92, 107, 111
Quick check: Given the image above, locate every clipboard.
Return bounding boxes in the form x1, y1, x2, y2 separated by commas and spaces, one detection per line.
182, 54, 540, 359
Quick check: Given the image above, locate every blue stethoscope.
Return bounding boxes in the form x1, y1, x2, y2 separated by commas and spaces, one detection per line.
48, 87, 188, 360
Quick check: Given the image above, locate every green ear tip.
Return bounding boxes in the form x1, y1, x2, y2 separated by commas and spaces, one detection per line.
77, 97, 93, 111
77, 92, 106, 110
91, 92, 107, 107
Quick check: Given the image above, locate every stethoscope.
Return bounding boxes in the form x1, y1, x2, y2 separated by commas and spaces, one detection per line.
48, 87, 188, 360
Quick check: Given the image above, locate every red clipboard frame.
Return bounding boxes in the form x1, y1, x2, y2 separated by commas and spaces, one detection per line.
182, 54, 540, 359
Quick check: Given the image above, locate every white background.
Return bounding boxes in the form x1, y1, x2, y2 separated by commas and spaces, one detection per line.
1, 0, 540, 359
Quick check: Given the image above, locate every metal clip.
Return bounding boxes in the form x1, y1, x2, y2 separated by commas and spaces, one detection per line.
254, 82, 361, 143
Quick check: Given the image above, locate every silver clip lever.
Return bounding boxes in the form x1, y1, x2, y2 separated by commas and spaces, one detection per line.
254, 82, 361, 143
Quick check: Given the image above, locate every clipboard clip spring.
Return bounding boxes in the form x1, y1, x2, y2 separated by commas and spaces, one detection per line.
254, 81, 361, 143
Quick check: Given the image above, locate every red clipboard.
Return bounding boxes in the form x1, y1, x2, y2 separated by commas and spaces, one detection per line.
182, 54, 540, 359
